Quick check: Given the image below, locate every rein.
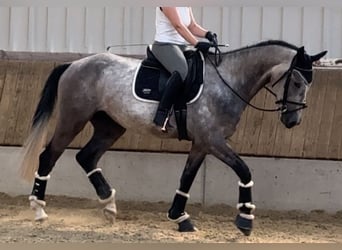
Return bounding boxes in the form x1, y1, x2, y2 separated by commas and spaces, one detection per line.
207, 47, 309, 113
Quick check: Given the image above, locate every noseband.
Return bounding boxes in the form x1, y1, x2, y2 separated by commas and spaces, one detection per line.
208, 48, 311, 113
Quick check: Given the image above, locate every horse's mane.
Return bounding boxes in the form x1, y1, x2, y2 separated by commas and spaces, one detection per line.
221, 40, 299, 55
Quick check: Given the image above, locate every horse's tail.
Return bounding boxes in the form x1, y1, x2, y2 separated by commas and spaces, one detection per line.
20, 63, 71, 181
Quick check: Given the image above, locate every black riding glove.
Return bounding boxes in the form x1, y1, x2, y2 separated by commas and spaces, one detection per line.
205, 31, 218, 45
195, 41, 212, 54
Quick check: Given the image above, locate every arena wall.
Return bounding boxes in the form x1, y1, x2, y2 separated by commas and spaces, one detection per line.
1, 53, 342, 160
1, 146, 341, 213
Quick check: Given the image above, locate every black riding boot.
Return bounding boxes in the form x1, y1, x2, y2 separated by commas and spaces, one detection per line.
153, 71, 184, 131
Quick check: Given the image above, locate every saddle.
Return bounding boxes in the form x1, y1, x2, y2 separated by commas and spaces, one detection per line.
133, 46, 205, 140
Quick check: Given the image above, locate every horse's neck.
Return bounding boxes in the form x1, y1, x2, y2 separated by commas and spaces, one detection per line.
204, 46, 294, 130
219, 47, 294, 101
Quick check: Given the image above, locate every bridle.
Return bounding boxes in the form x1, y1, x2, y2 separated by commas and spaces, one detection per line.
265, 54, 311, 114
207, 47, 312, 114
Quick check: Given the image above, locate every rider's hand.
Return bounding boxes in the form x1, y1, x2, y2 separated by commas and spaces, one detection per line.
195, 41, 213, 54
205, 31, 218, 46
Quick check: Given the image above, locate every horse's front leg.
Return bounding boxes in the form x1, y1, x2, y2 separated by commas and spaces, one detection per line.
167, 142, 206, 232
209, 139, 255, 236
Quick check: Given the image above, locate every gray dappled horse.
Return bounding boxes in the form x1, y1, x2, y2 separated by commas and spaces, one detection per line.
20, 40, 326, 236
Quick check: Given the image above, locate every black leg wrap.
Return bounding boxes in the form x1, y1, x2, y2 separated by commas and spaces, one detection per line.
238, 186, 253, 214
235, 181, 255, 236
31, 178, 48, 201
168, 193, 197, 232
168, 194, 188, 220
88, 171, 112, 200
239, 186, 252, 203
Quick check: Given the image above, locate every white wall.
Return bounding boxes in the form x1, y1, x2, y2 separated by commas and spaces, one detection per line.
0, 1, 341, 57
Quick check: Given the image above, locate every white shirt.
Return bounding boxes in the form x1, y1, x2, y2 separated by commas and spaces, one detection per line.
154, 7, 191, 45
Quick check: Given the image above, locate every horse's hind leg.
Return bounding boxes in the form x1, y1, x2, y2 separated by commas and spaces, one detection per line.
167, 142, 206, 232
75, 111, 125, 222
30, 115, 90, 221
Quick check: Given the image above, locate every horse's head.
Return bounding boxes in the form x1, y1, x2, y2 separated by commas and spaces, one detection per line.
267, 47, 327, 128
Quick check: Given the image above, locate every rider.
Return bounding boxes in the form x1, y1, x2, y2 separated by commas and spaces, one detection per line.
152, 7, 218, 132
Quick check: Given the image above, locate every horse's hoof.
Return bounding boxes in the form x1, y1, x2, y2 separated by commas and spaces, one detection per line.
101, 192, 117, 223
103, 208, 116, 223
235, 214, 253, 236
30, 199, 48, 222
35, 213, 48, 222
103, 207, 116, 223
178, 219, 198, 232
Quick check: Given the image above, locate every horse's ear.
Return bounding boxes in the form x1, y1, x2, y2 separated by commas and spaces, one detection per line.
310, 50, 328, 62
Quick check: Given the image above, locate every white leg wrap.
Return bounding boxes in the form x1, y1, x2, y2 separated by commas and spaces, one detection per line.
167, 212, 190, 224
86, 168, 102, 177
238, 180, 254, 188
239, 213, 255, 220
236, 202, 256, 211
35, 171, 51, 181
176, 189, 190, 199
29, 195, 48, 221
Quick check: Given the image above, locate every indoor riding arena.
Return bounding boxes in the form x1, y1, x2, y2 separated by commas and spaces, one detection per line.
0, 1, 342, 243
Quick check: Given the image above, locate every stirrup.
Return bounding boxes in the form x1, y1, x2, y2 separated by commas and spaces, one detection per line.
153, 109, 172, 132
161, 117, 169, 132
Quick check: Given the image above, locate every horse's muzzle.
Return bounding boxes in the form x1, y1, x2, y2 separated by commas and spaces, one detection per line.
281, 113, 301, 128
